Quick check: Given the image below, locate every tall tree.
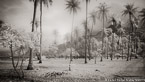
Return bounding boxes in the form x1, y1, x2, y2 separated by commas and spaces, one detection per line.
122, 3, 138, 61
118, 25, 125, 59
140, 8, 145, 28
39, 0, 53, 63
27, 0, 39, 70
97, 2, 109, 62
66, 0, 80, 71
110, 16, 117, 60
84, 0, 91, 64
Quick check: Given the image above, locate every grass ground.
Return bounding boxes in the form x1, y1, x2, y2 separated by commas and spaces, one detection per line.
0, 57, 145, 82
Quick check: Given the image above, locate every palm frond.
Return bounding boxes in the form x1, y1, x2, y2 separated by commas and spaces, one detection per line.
66, 0, 80, 14
89, 11, 97, 24
96, 2, 110, 21
122, 3, 138, 16
139, 8, 145, 27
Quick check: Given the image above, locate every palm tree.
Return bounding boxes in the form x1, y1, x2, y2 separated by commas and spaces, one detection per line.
66, 0, 80, 71
122, 3, 138, 32
84, 0, 90, 64
97, 2, 109, 62
87, 11, 97, 60
39, 0, 52, 63
30, 19, 39, 31
27, 0, 39, 70
122, 3, 138, 61
118, 25, 125, 59
89, 11, 97, 33
139, 8, 145, 28
110, 16, 118, 60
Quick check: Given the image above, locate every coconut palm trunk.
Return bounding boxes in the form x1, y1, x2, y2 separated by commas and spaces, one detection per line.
39, 0, 43, 63
84, 0, 89, 64
129, 13, 134, 61
88, 30, 91, 60
121, 34, 123, 59
127, 35, 130, 61
69, 12, 74, 71
88, 23, 94, 60
100, 10, 104, 62
129, 13, 132, 61
107, 38, 109, 59
66, 0, 80, 71
111, 33, 113, 60
27, 0, 38, 70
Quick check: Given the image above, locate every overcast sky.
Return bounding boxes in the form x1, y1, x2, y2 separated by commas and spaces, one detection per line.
0, 0, 145, 44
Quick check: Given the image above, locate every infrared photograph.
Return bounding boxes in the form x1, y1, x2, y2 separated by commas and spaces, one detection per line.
0, 0, 145, 82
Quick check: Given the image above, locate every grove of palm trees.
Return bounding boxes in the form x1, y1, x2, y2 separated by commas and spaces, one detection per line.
0, 0, 145, 82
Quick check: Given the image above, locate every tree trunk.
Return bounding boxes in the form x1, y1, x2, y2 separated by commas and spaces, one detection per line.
70, 12, 75, 62
27, 48, 34, 70
31, 0, 37, 32
127, 35, 130, 61
129, 13, 134, 61
111, 33, 114, 61
101, 10, 104, 62
68, 11, 75, 71
88, 23, 94, 60
20, 47, 25, 78
107, 40, 108, 59
95, 49, 97, 64
39, 0, 43, 63
122, 46, 123, 59
84, 1, 88, 64
10, 41, 21, 78
27, 0, 38, 70
88, 30, 91, 60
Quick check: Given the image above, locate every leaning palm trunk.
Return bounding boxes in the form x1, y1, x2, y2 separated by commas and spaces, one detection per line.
27, 0, 38, 70
39, 0, 43, 63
